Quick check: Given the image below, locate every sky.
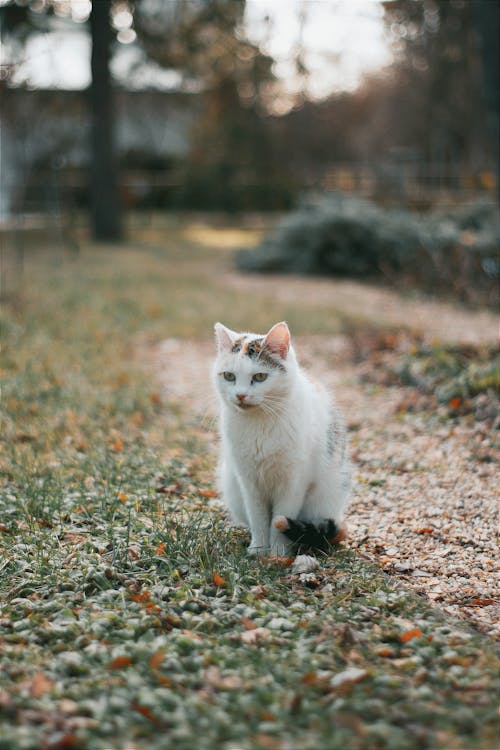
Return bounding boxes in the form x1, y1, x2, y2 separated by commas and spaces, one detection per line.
3, 0, 392, 102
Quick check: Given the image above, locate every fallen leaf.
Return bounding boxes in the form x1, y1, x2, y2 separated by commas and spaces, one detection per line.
213, 572, 226, 587
130, 703, 156, 722
155, 542, 165, 556
291, 555, 319, 574
301, 671, 326, 686
449, 397, 461, 409
45, 732, 79, 749
0, 689, 13, 710
111, 437, 123, 452
107, 656, 132, 670
131, 590, 151, 604
181, 629, 203, 640
155, 674, 172, 687
149, 651, 165, 670
241, 616, 257, 630
470, 598, 494, 607
118, 492, 127, 503
199, 488, 218, 498
252, 733, 283, 750
240, 627, 270, 644
399, 627, 423, 643
260, 709, 276, 722
417, 528, 434, 535
205, 666, 244, 690
30, 672, 55, 697
330, 668, 368, 688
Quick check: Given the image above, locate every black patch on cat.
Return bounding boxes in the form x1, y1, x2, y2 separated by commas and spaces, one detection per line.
281, 517, 341, 552
246, 338, 264, 358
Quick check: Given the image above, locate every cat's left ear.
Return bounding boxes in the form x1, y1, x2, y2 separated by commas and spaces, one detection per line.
214, 322, 238, 352
264, 321, 290, 359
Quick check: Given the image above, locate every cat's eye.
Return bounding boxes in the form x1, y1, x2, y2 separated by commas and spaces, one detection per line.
252, 373, 268, 383
223, 371, 236, 382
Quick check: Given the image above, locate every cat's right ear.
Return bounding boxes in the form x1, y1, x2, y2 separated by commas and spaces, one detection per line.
214, 322, 237, 352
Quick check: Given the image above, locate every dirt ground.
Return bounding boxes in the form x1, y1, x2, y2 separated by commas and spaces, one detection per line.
148, 272, 499, 639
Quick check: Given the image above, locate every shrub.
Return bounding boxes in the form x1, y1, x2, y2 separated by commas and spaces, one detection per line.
236, 194, 499, 305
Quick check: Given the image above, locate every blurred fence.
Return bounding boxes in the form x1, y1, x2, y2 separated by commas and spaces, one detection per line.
10, 161, 496, 214
314, 162, 497, 209
1, 157, 496, 298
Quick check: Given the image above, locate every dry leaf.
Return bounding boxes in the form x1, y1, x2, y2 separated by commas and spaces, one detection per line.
241, 616, 257, 630
156, 674, 172, 687
118, 492, 127, 503
291, 555, 319, 574
130, 703, 156, 722
111, 437, 123, 452
107, 656, 132, 670
330, 668, 368, 688
240, 627, 270, 644
30, 672, 54, 698
155, 542, 165, 556
199, 488, 218, 498
260, 709, 276, 722
205, 666, 244, 690
399, 627, 423, 643
181, 629, 203, 640
252, 734, 283, 750
46, 732, 79, 748
149, 651, 164, 670
212, 572, 226, 587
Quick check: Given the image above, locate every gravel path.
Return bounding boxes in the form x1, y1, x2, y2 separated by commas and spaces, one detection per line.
226, 272, 499, 345
147, 277, 499, 640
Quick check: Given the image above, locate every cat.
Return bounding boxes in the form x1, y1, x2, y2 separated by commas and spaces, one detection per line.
212, 321, 351, 555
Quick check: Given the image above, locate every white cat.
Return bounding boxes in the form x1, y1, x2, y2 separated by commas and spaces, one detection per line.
212, 321, 351, 555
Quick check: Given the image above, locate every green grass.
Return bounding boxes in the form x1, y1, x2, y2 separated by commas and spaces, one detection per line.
1, 225, 499, 750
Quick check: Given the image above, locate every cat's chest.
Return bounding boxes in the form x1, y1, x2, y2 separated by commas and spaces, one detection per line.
226, 417, 293, 470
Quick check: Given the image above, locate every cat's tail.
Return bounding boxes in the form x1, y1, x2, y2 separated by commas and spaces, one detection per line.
273, 516, 346, 552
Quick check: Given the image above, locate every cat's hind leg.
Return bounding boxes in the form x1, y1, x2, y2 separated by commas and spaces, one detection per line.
217, 461, 248, 527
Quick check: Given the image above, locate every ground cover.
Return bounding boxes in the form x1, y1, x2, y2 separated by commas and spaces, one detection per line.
1, 224, 498, 750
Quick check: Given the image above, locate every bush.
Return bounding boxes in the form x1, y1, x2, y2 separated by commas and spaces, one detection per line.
236, 194, 499, 305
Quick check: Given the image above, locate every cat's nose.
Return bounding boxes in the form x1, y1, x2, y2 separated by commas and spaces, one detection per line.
236, 393, 247, 402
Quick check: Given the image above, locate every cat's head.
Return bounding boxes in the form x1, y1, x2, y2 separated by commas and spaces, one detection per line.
213, 321, 295, 413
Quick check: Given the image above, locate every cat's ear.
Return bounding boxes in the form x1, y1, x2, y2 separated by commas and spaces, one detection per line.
264, 321, 290, 359
214, 322, 237, 352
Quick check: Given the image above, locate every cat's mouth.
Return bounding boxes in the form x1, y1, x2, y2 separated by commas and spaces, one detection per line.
235, 401, 255, 410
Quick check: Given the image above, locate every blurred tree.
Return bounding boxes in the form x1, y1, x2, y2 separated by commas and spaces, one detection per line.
382, 0, 498, 183
0, 0, 122, 239
132, 0, 292, 210
89, 0, 122, 240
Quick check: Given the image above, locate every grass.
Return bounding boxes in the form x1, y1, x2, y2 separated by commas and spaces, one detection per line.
1, 224, 499, 750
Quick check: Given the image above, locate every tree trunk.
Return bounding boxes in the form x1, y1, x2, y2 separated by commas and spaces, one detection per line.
89, 0, 122, 240
475, 0, 499, 204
